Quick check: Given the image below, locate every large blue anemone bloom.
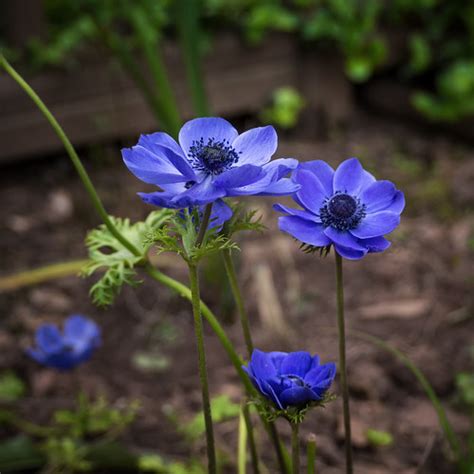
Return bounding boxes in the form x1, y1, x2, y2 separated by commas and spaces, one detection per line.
122, 117, 299, 208
275, 158, 405, 260
243, 349, 336, 409
27, 315, 101, 370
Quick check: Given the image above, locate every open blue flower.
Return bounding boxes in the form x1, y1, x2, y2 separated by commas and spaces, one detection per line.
122, 117, 299, 208
274, 158, 405, 260
243, 349, 336, 409
27, 315, 101, 370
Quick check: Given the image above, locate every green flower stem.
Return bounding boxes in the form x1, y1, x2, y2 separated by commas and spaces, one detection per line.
335, 253, 353, 474
291, 423, 300, 474
222, 248, 254, 357
196, 203, 213, 247
175, 0, 209, 116
306, 434, 317, 474
188, 262, 216, 474
0, 259, 88, 291
243, 404, 260, 474
0, 54, 141, 259
238, 404, 248, 474
129, 9, 181, 138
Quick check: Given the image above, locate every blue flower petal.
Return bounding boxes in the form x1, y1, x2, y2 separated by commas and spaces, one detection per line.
63, 315, 100, 353
138, 132, 184, 157
36, 325, 63, 354
179, 117, 238, 157
280, 351, 312, 377
273, 203, 321, 223
294, 169, 327, 214
264, 158, 299, 180
361, 181, 399, 213
279, 386, 319, 407
170, 177, 226, 206
361, 236, 391, 253
310, 355, 320, 370
304, 362, 337, 388
385, 190, 405, 214
334, 244, 367, 260
278, 216, 331, 247
213, 164, 264, 189
249, 349, 278, 381
324, 227, 367, 251
263, 379, 286, 409
122, 146, 191, 185
333, 158, 375, 195
351, 211, 400, 239
208, 199, 233, 230
268, 351, 288, 373
232, 126, 277, 166
298, 160, 335, 195
253, 179, 300, 196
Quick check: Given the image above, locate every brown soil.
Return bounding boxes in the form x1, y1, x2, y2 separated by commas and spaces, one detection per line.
0, 110, 473, 473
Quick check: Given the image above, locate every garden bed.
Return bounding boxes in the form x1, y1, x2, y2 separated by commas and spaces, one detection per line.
0, 108, 472, 473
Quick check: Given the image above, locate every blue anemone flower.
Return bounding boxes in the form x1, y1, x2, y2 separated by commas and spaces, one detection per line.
274, 158, 405, 260
27, 315, 101, 370
122, 117, 299, 208
243, 349, 336, 409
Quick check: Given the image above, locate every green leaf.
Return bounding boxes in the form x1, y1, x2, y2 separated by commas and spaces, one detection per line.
81, 209, 173, 306
366, 428, 394, 447
0, 372, 26, 402
0, 435, 44, 472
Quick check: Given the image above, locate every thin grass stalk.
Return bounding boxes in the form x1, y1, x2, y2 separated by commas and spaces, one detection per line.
239, 405, 248, 474
306, 434, 317, 474
129, 8, 181, 138
175, 0, 209, 116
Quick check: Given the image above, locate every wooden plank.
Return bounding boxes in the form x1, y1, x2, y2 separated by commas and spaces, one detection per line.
0, 35, 298, 162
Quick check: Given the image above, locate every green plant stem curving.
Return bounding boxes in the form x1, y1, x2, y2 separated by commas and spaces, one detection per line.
188, 262, 216, 473
335, 253, 353, 474
291, 423, 300, 474
0, 54, 141, 259
243, 404, 260, 474
222, 248, 254, 357
306, 434, 317, 474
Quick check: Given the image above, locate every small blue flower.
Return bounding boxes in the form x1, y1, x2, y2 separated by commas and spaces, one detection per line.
243, 349, 336, 409
274, 158, 405, 260
180, 199, 233, 232
122, 117, 299, 208
27, 315, 101, 370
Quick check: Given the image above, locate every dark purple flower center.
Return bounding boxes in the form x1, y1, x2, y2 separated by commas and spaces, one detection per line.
188, 137, 240, 175
319, 192, 366, 231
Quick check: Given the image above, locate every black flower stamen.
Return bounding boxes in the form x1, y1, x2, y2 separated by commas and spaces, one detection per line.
319, 192, 366, 231
188, 137, 240, 176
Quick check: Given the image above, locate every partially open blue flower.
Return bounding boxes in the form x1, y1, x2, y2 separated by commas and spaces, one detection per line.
274, 158, 405, 260
27, 315, 101, 370
181, 199, 233, 232
243, 349, 336, 409
122, 117, 299, 208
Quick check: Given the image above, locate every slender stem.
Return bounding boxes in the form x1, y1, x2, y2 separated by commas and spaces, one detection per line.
175, 0, 210, 116
196, 203, 213, 247
269, 422, 291, 474
306, 434, 317, 474
243, 404, 260, 474
0, 259, 88, 291
335, 253, 353, 474
238, 405, 248, 474
0, 55, 141, 259
188, 263, 216, 473
222, 249, 254, 357
130, 9, 181, 138
291, 423, 300, 474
